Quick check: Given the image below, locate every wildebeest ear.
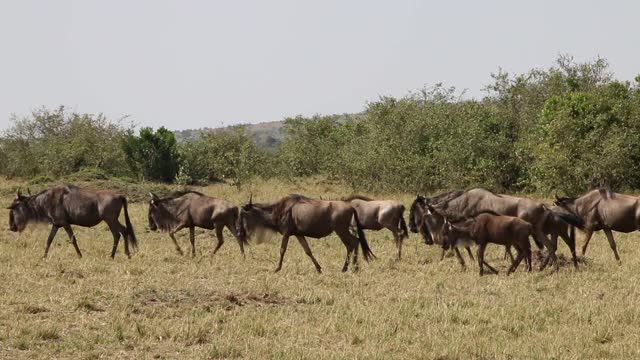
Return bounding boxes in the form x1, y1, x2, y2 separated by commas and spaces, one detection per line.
16, 188, 22, 199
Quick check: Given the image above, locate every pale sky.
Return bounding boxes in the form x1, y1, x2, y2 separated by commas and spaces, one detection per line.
0, 0, 637, 131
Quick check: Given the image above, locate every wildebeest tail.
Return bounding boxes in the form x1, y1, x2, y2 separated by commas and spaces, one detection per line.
353, 211, 376, 261
399, 216, 409, 240
122, 197, 138, 249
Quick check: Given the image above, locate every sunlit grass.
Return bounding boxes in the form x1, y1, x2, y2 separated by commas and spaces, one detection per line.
1, 177, 640, 358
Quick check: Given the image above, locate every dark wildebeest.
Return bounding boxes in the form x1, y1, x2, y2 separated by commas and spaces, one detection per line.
440, 212, 534, 276
408, 193, 476, 268
428, 188, 583, 270
343, 195, 408, 261
555, 188, 639, 262
7, 185, 137, 258
148, 191, 246, 257
237, 194, 375, 273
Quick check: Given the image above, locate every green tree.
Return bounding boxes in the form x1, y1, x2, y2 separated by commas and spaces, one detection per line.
121, 127, 180, 182
1, 106, 128, 179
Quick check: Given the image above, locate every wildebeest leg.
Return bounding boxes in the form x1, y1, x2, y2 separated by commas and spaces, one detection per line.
43, 226, 60, 258
525, 247, 533, 272
295, 236, 322, 273
112, 222, 131, 259
559, 233, 578, 269
226, 221, 245, 258
465, 247, 475, 261
62, 225, 83, 259
453, 247, 466, 270
581, 230, 594, 256
477, 243, 486, 276
535, 230, 557, 271
168, 224, 187, 256
338, 235, 353, 272
274, 234, 290, 273
439, 248, 447, 262
392, 229, 402, 261
104, 225, 121, 259
212, 225, 225, 256
503, 246, 515, 262
482, 260, 499, 274
603, 229, 621, 262
507, 247, 525, 275
189, 226, 196, 257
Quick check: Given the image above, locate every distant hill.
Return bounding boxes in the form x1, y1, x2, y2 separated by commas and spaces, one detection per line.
173, 120, 285, 151
173, 113, 364, 151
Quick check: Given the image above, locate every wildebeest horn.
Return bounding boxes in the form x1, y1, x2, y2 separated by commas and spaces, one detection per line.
248, 193, 253, 205
27, 188, 31, 195
16, 188, 21, 199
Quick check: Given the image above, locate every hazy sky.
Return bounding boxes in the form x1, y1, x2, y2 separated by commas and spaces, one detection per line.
0, 0, 637, 131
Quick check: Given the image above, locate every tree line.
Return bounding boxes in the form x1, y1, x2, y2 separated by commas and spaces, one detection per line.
1, 56, 639, 194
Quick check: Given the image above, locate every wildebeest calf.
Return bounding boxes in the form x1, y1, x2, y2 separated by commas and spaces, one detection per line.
441, 212, 533, 276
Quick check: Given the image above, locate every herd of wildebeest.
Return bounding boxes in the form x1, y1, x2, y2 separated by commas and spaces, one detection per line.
6, 184, 639, 275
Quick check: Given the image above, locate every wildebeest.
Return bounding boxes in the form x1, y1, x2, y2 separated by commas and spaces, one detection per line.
427, 188, 583, 270
555, 188, 639, 262
343, 195, 408, 260
440, 212, 534, 276
237, 194, 375, 273
408, 194, 476, 268
148, 191, 246, 257
7, 185, 137, 258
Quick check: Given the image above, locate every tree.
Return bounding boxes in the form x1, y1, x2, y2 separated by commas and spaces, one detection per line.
121, 127, 181, 182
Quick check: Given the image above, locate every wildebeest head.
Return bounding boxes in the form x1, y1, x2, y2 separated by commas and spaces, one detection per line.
554, 192, 577, 212
7, 190, 32, 232
441, 217, 475, 250
237, 194, 276, 244
409, 194, 434, 245
148, 192, 161, 231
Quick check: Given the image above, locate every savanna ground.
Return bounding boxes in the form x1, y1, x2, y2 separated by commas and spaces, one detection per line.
1, 177, 640, 359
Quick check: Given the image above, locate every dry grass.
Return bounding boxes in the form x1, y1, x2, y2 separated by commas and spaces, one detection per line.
1, 177, 640, 359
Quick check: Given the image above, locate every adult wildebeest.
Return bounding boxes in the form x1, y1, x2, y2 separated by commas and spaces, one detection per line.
148, 191, 246, 257
7, 185, 137, 258
427, 188, 583, 270
343, 195, 408, 260
555, 188, 639, 262
440, 212, 534, 276
408, 193, 476, 268
237, 194, 375, 273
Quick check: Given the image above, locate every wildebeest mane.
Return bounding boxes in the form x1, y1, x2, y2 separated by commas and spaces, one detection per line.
342, 195, 374, 201
252, 194, 313, 230
159, 190, 206, 202
428, 189, 464, 205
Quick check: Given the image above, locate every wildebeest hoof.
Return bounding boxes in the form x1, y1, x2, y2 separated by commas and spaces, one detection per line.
315, 267, 322, 274
274, 267, 282, 273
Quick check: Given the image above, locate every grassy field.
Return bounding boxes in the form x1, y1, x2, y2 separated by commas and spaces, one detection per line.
1, 178, 640, 359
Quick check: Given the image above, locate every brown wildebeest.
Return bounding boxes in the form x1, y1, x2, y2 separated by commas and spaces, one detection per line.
237, 194, 375, 273
148, 191, 246, 257
440, 212, 534, 276
429, 188, 583, 270
343, 195, 408, 260
7, 185, 137, 258
555, 188, 639, 262
408, 193, 476, 268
